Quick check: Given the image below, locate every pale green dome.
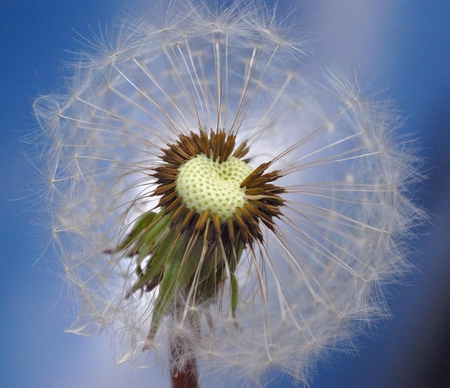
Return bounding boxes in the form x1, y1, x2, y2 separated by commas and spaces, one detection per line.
176, 154, 253, 222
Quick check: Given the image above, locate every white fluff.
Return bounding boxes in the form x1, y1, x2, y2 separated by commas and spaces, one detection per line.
33, 1, 425, 386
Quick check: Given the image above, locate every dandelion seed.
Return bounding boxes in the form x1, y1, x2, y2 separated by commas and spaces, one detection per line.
33, 1, 424, 387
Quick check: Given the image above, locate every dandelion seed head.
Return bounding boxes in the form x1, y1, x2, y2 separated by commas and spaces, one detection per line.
32, 0, 425, 385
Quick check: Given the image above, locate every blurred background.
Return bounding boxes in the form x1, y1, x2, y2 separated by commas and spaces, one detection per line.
1, 1, 449, 387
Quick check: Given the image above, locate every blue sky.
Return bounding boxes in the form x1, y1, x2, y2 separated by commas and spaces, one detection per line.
1, 1, 449, 387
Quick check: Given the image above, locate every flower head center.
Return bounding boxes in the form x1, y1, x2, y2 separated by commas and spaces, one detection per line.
176, 154, 253, 222
152, 129, 286, 244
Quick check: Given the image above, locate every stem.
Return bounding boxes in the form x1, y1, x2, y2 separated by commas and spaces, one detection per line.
170, 336, 199, 388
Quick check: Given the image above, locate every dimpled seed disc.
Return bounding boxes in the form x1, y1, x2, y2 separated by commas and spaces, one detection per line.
176, 154, 253, 221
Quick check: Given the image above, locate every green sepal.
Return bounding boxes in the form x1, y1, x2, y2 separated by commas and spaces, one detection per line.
177, 235, 206, 288
197, 247, 220, 284
116, 210, 158, 254
135, 212, 171, 266
229, 242, 244, 318
128, 216, 175, 295
230, 272, 238, 319
147, 231, 190, 342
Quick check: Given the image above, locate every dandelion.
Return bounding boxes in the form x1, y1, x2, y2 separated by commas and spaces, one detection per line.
33, 1, 424, 387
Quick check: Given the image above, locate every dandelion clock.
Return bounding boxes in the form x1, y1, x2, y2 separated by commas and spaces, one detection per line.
33, 1, 425, 387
